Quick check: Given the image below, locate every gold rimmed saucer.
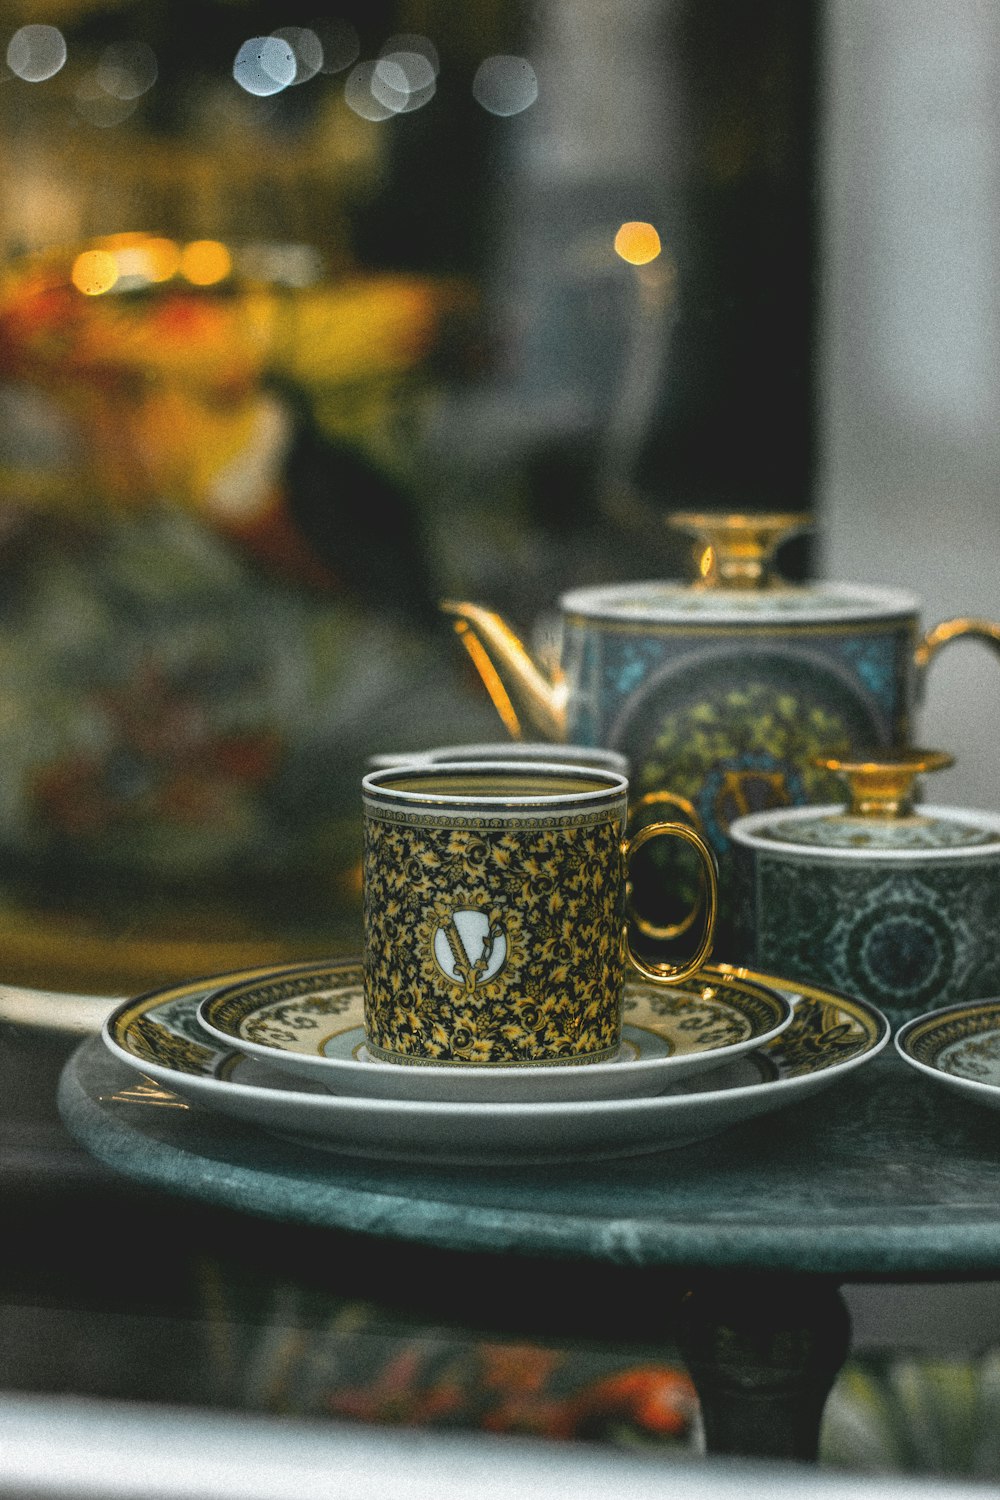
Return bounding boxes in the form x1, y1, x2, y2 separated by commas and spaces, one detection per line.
194, 958, 793, 1103
895, 999, 1000, 1113
100, 965, 887, 1165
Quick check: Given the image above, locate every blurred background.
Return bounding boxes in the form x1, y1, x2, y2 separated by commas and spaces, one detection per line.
819, 1, 1000, 817
2, 1, 1000, 1472
0, 0, 996, 989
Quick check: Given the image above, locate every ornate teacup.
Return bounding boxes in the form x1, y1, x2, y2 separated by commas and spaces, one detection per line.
361, 760, 718, 1066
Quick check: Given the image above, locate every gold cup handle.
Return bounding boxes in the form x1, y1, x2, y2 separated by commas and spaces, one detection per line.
625, 790, 708, 941
622, 820, 718, 986
914, 617, 1000, 679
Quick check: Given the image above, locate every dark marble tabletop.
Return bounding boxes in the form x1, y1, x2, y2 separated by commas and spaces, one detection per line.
58, 1035, 1000, 1280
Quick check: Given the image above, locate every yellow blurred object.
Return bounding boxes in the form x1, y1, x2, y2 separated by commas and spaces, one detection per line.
0, 237, 475, 523
614, 221, 662, 265
0, 242, 467, 394
180, 238, 232, 287
70, 249, 118, 296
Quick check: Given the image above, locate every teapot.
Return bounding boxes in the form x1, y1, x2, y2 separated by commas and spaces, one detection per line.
441, 512, 1000, 935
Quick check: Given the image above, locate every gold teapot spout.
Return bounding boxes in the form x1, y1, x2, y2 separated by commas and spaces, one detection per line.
440, 600, 569, 742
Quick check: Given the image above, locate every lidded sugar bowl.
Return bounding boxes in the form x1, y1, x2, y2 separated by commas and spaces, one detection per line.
729, 750, 1000, 1025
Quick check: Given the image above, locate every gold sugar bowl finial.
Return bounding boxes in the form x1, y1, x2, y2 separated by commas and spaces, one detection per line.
813, 749, 955, 820
667, 511, 813, 591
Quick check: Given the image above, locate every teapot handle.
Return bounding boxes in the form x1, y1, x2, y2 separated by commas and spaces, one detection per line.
914, 617, 1000, 690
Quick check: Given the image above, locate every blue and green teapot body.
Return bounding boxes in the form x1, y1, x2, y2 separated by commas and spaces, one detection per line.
443, 516, 1000, 950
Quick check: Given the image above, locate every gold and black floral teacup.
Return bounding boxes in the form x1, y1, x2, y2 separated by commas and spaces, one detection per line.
361, 760, 718, 1067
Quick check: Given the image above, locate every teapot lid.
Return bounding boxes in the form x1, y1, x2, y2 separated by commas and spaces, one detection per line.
730, 751, 1000, 855
560, 513, 919, 625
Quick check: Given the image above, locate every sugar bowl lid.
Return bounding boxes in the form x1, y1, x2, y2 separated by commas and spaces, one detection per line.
730, 750, 1000, 856
560, 512, 919, 626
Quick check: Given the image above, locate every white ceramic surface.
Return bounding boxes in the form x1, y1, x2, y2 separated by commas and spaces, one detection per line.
195, 959, 794, 1103
895, 999, 1000, 1113
560, 578, 919, 627
101, 964, 888, 1165
731, 803, 1000, 862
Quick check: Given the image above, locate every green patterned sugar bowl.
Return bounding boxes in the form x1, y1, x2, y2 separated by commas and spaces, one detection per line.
729, 751, 1000, 1027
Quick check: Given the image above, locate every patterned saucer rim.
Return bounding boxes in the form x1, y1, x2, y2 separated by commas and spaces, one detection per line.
193, 957, 794, 1100
97, 970, 888, 1164
101, 962, 889, 1121
894, 998, 1000, 1096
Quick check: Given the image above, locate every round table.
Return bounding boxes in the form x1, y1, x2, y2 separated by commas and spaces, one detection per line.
59, 1038, 1000, 1461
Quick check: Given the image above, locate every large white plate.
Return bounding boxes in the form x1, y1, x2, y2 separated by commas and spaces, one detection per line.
196, 959, 793, 1103
101, 962, 888, 1165
895, 999, 1000, 1113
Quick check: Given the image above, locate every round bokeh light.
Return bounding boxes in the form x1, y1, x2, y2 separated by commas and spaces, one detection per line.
272, 27, 323, 85
344, 60, 396, 122
378, 49, 435, 111
472, 54, 538, 116
71, 250, 118, 296
180, 240, 232, 286
96, 41, 157, 100
614, 221, 662, 265
381, 32, 439, 77
233, 36, 296, 97
7, 23, 67, 83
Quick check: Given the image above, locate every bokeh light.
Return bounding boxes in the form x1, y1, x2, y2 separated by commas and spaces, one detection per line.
376, 49, 436, 112
71, 250, 118, 296
140, 237, 182, 282
313, 17, 360, 74
112, 244, 156, 287
370, 57, 410, 114
344, 60, 396, 122
75, 73, 139, 127
114, 237, 181, 287
236, 242, 323, 287
614, 221, 662, 265
233, 36, 296, 97
180, 240, 232, 286
472, 55, 538, 116
271, 26, 323, 85
7, 23, 67, 82
96, 41, 157, 100
382, 33, 439, 77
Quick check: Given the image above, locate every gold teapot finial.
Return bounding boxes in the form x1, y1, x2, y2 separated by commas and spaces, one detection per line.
813, 749, 954, 819
668, 511, 813, 590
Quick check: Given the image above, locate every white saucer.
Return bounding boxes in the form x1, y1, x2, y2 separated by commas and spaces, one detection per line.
101, 962, 888, 1164
196, 959, 793, 1102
